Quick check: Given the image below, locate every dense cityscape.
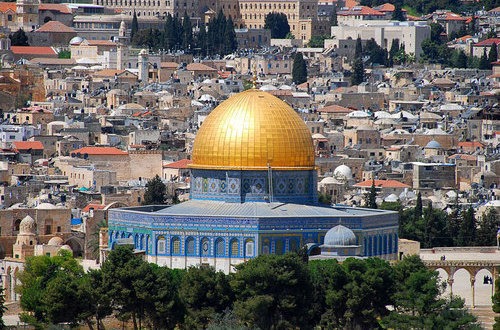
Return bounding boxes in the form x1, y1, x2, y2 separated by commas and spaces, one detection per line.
0, 0, 499, 327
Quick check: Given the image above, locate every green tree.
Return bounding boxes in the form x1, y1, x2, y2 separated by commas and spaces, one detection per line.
101, 246, 155, 330
364, 38, 387, 66
231, 254, 312, 330
479, 48, 490, 70
342, 258, 394, 328
493, 273, 500, 329
458, 206, 476, 246
0, 287, 7, 329
58, 50, 71, 59
354, 36, 363, 58
392, 1, 406, 21
292, 52, 307, 84
10, 28, 29, 46
223, 16, 238, 54
388, 38, 400, 66
148, 266, 185, 329
366, 179, 377, 209
415, 192, 423, 219
489, 43, 498, 66
308, 259, 348, 327
179, 266, 233, 329
143, 175, 166, 205
330, 9, 338, 26
476, 208, 499, 246
430, 22, 445, 43
18, 251, 86, 328
195, 24, 207, 56
182, 12, 193, 51
351, 57, 365, 85
264, 12, 290, 38
131, 11, 139, 39
308, 35, 328, 48
451, 49, 468, 68
384, 255, 479, 329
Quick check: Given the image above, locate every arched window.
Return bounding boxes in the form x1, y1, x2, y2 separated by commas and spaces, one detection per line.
157, 236, 166, 254
289, 239, 298, 252
275, 240, 284, 255
215, 238, 224, 257
245, 239, 254, 257
14, 219, 21, 232
230, 239, 239, 257
201, 237, 210, 256
262, 239, 270, 254
186, 237, 195, 255
171, 236, 180, 254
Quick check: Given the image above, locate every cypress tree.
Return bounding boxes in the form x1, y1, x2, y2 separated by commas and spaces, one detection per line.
354, 36, 363, 58
330, 9, 338, 27
182, 12, 193, 51
389, 39, 400, 66
224, 16, 237, 54
391, 1, 406, 21
292, 52, 307, 84
10, 28, 29, 46
351, 57, 365, 85
131, 11, 139, 39
366, 179, 378, 209
479, 48, 490, 70
164, 13, 174, 50
488, 43, 498, 66
196, 24, 207, 56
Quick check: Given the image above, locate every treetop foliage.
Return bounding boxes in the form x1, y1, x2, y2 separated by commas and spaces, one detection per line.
264, 12, 291, 39
16, 248, 479, 329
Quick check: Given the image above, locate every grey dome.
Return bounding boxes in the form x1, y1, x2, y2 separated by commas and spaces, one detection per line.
425, 140, 442, 149
324, 225, 356, 246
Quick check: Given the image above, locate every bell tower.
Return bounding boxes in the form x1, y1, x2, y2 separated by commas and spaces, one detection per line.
116, 20, 129, 70
16, 0, 40, 31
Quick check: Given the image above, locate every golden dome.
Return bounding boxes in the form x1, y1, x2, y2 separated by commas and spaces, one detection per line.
191, 89, 314, 170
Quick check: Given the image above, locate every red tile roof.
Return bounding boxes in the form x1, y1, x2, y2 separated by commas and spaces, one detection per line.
39, 3, 72, 14
186, 63, 217, 71
354, 179, 411, 188
13, 141, 44, 150
10, 46, 57, 56
36, 20, 76, 33
319, 104, 353, 113
164, 159, 192, 169
71, 146, 128, 156
0, 2, 15, 12
448, 154, 477, 161
338, 6, 384, 16
474, 38, 500, 47
458, 141, 485, 148
161, 61, 178, 68
88, 40, 117, 46
82, 202, 106, 213
443, 12, 467, 21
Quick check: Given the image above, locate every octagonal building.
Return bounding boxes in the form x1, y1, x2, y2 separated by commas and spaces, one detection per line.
107, 89, 399, 272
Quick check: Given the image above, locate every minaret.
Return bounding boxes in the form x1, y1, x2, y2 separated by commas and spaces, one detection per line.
16, 0, 40, 31
116, 20, 129, 70
138, 48, 149, 83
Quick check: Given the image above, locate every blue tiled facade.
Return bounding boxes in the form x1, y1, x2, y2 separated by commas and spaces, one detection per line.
190, 169, 318, 204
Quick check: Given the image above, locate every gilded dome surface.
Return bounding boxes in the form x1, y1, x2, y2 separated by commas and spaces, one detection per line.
191, 89, 314, 170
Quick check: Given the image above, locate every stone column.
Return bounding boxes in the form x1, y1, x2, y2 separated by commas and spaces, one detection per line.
470, 275, 476, 308
447, 277, 454, 296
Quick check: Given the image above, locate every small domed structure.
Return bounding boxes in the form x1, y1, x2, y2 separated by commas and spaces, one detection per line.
35, 202, 57, 210
60, 245, 72, 252
425, 140, 442, 149
47, 237, 64, 246
69, 36, 84, 45
324, 225, 356, 246
20, 215, 36, 234
333, 165, 352, 181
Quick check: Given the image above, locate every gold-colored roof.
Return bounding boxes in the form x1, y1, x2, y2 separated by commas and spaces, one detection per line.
190, 89, 315, 170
